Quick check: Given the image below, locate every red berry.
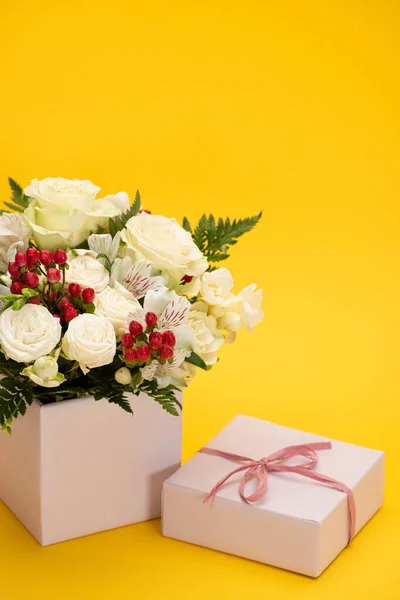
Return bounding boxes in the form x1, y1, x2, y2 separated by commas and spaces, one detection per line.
27, 296, 41, 305
47, 268, 61, 283
68, 283, 81, 297
26, 247, 40, 264
145, 312, 158, 327
139, 209, 151, 214
160, 344, 174, 361
64, 306, 78, 322
10, 281, 24, 294
82, 287, 95, 304
129, 320, 143, 336
125, 347, 138, 363
137, 344, 151, 362
24, 272, 39, 288
53, 248, 68, 265
149, 331, 162, 350
8, 261, 20, 278
58, 296, 72, 311
14, 251, 27, 267
161, 330, 176, 347
121, 333, 134, 348
39, 250, 53, 265
182, 274, 193, 284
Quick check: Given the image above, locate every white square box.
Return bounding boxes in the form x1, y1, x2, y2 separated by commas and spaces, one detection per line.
162, 415, 384, 577
0, 392, 182, 545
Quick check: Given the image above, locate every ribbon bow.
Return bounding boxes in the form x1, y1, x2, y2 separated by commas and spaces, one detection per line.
199, 441, 356, 543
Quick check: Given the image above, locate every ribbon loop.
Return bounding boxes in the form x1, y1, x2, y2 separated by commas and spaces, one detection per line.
199, 441, 356, 544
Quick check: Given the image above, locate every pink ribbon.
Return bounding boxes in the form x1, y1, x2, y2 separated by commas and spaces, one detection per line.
199, 441, 356, 543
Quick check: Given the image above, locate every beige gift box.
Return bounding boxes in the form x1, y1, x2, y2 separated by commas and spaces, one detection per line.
162, 415, 384, 577
0, 393, 182, 545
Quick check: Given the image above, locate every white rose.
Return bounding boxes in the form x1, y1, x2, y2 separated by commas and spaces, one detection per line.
24, 177, 121, 251
188, 301, 224, 365
121, 213, 208, 282
199, 268, 234, 306
66, 254, 109, 293
62, 313, 116, 374
0, 304, 61, 363
95, 286, 141, 338
0, 213, 31, 273
21, 355, 65, 388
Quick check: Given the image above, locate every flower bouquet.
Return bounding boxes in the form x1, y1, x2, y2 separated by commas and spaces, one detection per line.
0, 177, 262, 544
0, 177, 263, 432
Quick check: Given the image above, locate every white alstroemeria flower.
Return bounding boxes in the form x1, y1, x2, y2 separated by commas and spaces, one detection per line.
0, 212, 31, 273
21, 355, 65, 388
129, 288, 195, 349
121, 259, 165, 300
88, 232, 121, 265
140, 348, 193, 389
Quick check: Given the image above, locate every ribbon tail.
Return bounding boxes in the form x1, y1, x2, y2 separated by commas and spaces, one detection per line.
203, 464, 254, 504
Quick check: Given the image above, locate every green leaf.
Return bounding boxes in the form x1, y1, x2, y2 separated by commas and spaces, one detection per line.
12, 297, 28, 311
96, 253, 112, 274
21, 288, 39, 297
138, 379, 182, 416
185, 351, 208, 371
107, 189, 141, 237
5, 178, 30, 214
0, 373, 34, 433
190, 211, 262, 266
182, 217, 192, 233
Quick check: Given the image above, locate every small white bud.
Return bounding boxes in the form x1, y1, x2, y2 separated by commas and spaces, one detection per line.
33, 356, 58, 381
114, 367, 132, 385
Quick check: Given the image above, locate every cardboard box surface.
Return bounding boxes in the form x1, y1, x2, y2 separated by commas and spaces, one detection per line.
0, 393, 182, 545
162, 415, 384, 576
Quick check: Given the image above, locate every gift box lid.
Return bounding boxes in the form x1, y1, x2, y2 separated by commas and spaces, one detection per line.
166, 415, 384, 524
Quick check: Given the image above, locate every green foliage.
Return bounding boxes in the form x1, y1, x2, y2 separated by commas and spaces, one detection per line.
91, 377, 134, 414
185, 351, 209, 371
0, 352, 34, 433
182, 216, 192, 233
182, 212, 262, 266
0, 178, 30, 215
137, 380, 182, 416
108, 190, 141, 237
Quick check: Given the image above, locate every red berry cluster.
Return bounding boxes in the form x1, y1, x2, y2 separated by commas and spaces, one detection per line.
8, 248, 68, 296
7, 247, 95, 324
55, 284, 96, 323
121, 311, 176, 366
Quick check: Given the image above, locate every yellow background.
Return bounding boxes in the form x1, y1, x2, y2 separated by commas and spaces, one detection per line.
0, 0, 399, 597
